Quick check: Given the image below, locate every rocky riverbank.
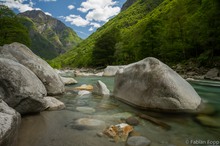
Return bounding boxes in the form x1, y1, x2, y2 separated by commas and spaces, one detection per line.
0, 43, 66, 146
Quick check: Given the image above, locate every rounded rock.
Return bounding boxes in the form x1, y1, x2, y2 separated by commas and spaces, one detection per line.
126, 117, 140, 126
76, 107, 96, 114
126, 136, 151, 146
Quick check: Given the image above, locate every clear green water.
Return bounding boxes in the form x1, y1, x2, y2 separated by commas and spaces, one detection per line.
16, 77, 220, 146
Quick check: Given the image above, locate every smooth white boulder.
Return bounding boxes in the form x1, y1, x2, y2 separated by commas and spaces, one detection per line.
0, 58, 47, 114
113, 57, 201, 112
0, 42, 65, 95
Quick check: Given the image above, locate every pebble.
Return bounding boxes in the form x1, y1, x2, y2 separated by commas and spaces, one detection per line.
126, 117, 140, 126
126, 136, 151, 146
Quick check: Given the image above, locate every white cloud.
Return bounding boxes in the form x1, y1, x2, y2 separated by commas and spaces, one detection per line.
1, 0, 54, 17
86, 6, 120, 22
89, 27, 94, 31
2, 0, 34, 12
45, 12, 52, 16
62, 15, 90, 27
68, 5, 75, 10
77, 0, 120, 22
90, 22, 101, 28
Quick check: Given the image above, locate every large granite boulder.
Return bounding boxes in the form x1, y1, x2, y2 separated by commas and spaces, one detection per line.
0, 100, 21, 146
0, 42, 65, 95
113, 57, 201, 112
103, 66, 125, 76
0, 58, 47, 114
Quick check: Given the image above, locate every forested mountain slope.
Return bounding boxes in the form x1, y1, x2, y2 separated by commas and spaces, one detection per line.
50, 0, 220, 68
0, 6, 82, 60
18, 10, 82, 59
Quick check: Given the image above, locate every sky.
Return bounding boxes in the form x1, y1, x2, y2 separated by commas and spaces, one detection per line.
0, 0, 126, 39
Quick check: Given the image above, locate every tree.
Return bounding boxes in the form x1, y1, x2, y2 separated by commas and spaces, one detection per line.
92, 27, 120, 67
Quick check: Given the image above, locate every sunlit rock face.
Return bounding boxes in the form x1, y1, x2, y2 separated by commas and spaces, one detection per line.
0, 58, 47, 114
113, 57, 201, 112
0, 42, 65, 95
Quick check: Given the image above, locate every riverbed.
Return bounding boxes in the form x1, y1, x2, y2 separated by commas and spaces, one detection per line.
16, 77, 220, 146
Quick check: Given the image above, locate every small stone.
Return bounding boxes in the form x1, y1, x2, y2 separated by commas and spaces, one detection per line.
75, 84, 93, 91
126, 117, 139, 126
96, 132, 104, 137
61, 76, 78, 85
78, 90, 91, 96
127, 136, 151, 146
76, 107, 95, 114
44, 96, 65, 111
75, 118, 106, 130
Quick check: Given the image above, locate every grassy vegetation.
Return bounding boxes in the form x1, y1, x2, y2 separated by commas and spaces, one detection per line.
50, 0, 220, 69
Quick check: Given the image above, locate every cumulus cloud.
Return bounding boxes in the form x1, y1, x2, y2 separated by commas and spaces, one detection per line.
90, 22, 101, 28
62, 15, 90, 27
77, 0, 120, 22
89, 27, 94, 31
68, 5, 75, 10
1, 0, 54, 16
2, 0, 34, 12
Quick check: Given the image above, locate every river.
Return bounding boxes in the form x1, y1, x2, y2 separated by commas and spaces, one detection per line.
16, 77, 220, 146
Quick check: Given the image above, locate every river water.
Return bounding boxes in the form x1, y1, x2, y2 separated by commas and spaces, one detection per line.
16, 77, 220, 146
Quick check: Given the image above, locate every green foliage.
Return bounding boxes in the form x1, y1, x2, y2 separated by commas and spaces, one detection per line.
92, 27, 120, 67
0, 6, 30, 47
51, 0, 220, 68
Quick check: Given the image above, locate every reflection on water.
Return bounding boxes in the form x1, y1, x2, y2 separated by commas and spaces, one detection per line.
17, 77, 220, 146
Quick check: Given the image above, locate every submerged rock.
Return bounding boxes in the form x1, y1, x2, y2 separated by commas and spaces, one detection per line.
44, 96, 65, 111
195, 115, 220, 128
93, 80, 110, 95
74, 118, 105, 130
126, 117, 140, 126
126, 136, 151, 146
78, 90, 91, 96
76, 106, 96, 114
0, 58, 47, 114
113, 57, 201, 112
0, 100, 21, 146
0, 42, 65, 95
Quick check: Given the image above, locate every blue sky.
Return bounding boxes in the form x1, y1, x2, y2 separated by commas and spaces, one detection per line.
1, 0, 126, 39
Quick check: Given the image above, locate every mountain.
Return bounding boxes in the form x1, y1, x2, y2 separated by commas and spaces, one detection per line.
50, 0, 220, 68
0, 5, 30, 47
18, 10, 82, 59
121, 0, 137, 11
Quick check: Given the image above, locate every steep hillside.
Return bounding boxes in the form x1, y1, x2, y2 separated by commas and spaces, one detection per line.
51, 0, 220, 68
121, 0, 138, 11
18, 10, 82, 59
0, 5, 30, 47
